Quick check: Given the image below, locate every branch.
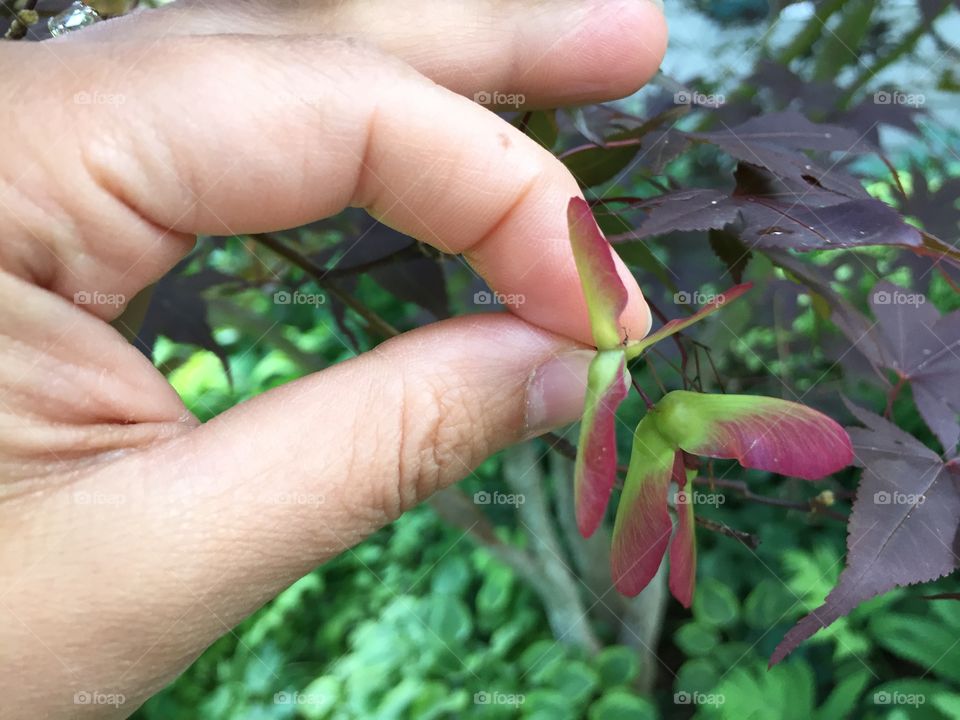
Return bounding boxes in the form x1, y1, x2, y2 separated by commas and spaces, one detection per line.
427, 488, 542, 581
645, 297, 692, 384
321, 242, 439, 280
693, 516, 759, 550
504, 444, 602, 653
693, 476, 847, 521
549, 452, 622, 614
250, 232, 400, 339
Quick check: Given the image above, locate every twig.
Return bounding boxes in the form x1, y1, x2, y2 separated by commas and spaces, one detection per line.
690, 340, 726, 393
646, 297, 690, 378
694, 516, 760, 550
885, 375, 906, 419
321, 242, 437, 280
632, 377, 655, 410
251, 233, 400, 339
428, 489, 541, 580
879, 153, 909, 204
638, 354, 669, 396
693, 476, 847, 521
649, 347, 686, 380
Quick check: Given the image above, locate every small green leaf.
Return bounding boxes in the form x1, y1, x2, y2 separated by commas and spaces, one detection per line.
674, 622, 721, 657
814, 670, 869, 720
595, 646, 641, 688
692, 578, 740, 629
588, 691, 657, 720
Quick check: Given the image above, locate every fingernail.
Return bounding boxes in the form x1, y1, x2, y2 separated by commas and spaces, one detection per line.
524, 349, 596, 437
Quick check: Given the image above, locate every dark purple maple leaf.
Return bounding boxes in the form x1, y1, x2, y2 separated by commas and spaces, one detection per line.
559, 106, 690, 188
619, 163, 960, 267
771, 401, 960, 666
610, 189, 738, 241
869, 281, 960, 454
313, 220, 449, 320
136, 264, 238, 377
692, 111, 871, 154
900, 167, 960, 241
838, 95, 923, 147
737, 197, 924, 252
766, 250, 888, 369
728, 143, 868, 199
708, 229, 752, 283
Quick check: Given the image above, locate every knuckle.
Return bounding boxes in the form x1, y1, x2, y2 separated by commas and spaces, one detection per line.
386, 367, 487, 518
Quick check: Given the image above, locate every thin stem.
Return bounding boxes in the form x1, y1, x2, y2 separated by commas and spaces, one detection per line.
879, 153, 909, 205
645, 297, 690, 376
322, 242, 435, 280
649, 347, 686, 379
692, 476, 848, 521
251, 232, 400, 339
631, 377, 655, 410
939, 265, 960, 294
885, 375, 906, 419
692, 345, 702, 392
694, 516, 759, 550
641, 354, 669, 396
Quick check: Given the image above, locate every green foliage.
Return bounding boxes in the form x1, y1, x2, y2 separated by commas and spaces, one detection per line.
135, 508, 657, 719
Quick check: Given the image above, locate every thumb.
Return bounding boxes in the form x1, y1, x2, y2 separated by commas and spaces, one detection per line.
6, 315, 593, 713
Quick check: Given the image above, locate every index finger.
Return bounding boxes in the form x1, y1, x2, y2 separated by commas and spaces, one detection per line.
6, 35, 652, 344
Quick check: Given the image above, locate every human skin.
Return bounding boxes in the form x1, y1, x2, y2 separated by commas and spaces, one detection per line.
0, 1, 667, 716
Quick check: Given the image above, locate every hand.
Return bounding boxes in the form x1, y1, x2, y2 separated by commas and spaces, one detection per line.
0, 1, 666, 715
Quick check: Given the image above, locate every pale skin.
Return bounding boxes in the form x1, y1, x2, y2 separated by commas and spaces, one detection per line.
0, 1, 667, 716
